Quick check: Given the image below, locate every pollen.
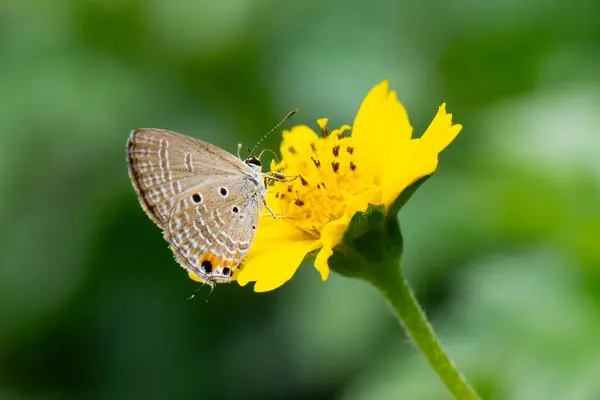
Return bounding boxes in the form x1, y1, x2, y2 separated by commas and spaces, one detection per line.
268, 123, 376, 238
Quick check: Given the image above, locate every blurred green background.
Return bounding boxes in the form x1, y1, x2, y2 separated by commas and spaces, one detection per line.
1, 0, 600, 399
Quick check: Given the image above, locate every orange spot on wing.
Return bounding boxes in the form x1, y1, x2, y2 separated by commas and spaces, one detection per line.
201, 253, 237, 269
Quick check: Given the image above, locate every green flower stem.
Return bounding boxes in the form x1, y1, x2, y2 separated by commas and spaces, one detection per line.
329, 201, 479, 399
373, 265, 480, 400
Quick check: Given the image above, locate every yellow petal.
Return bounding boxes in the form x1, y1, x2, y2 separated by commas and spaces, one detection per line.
244, 217, 310, 257
421, 103, 463, 153
381, 104, 462, 207
240, 238, 320, 292
314, 245, 333, 280
313, 218, 347, 280
264, 191, 283, 215
408, 104, 462, 183
188, 270, 202, 282
313, 185, 383, 279
379, 140, 423, 207
351, 81, 413, 180
236, 217, 318, 292
346, 188, 383, 217
280, 125, 320, 165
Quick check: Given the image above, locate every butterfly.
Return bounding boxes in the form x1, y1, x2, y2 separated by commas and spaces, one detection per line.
126, 111, 296, 288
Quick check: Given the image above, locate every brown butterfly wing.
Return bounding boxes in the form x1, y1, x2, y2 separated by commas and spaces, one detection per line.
127, 128, 264, 284
127, 128, 245, 228
166, 175, 262, 283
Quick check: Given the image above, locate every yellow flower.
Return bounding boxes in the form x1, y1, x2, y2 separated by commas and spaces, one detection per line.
192, 80, 462, 292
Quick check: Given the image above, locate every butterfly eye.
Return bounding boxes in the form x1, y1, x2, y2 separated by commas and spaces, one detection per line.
192, 193, 202, 204
219, 187, 228, 197
245, 158, 261, 167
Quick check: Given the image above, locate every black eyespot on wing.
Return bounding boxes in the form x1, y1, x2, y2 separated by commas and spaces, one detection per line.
232, 206, 239, 214
245, 157, 261, 167
192, 193, 202, 203
223, 267, 231, 276
201, 260, 213, 274
220, 187, 228, 197
252, 225, 256, 230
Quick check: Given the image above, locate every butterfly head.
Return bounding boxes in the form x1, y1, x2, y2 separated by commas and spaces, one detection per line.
244, 155, 262, 171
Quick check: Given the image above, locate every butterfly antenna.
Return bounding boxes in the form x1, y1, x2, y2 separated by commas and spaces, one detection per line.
250, 109, 298, 155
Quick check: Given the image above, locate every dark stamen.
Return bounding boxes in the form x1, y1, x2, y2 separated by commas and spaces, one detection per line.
337, 131, 345, 139
311, 157, 321, 168
350, 161, 357, 171
300, 175, 309, 186
320, 124, 329, 137
332, 161, 340, 173
287, 185, 292, 193
347, 146, 354, 154
294, 199, 305, 206
288, 146, 297, 154
332, 145, 340, 157
310, 142, 317, 152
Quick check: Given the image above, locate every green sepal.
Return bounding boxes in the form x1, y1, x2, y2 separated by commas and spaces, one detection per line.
343, 203, 386, 245
385, 175, 432, 227
328, 175, 433, 283
323, 173, 480, 397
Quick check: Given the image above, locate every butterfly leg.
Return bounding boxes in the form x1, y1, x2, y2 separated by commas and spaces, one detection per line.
263, 204, 285, 219
261, 204, 295, 220
187, 277, 216, 301
260, 197, 294, 219
263, 172, 299, 183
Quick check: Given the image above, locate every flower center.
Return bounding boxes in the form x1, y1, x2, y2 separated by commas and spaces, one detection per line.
268, 122, 378, 239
